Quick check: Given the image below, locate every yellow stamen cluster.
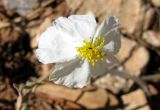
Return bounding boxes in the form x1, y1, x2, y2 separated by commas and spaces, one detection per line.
77, 36, 106, 66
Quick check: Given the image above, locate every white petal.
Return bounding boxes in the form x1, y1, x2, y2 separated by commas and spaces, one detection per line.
107, 53, 120, 64
53, 17, 82, 41
36, 26, 77, 64
95, 16, 121, 54
68, 14, 97, 40
49, 59, 91, 88
90, 58, 114, 77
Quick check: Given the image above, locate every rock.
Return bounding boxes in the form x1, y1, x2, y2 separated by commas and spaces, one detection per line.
119, 0, 145, 36
124, 46, 149, 77
54, 98, 65, 107
0, 27, 22, 46
0, 22, 10, 29
143, 31, 160, 48
116, 36, 137, 62
0, 87, 17, 101
94, 74, 127, 93
151, 0, 160, 7
108, 92, 119, 107
148, 84, 159, 96
66, 0, 83, 13
31, 36, 38, 49
143, 8, 155, 31
121, 89, 150, 110
123, 46, 149, 91
2, 0, 41, 16
67, 0, 122, 22
81, 85, 97, 91
64, 101, 82, 110
137, 105, 151, 110
77, 89, 108, 109
35, 83, 82, 102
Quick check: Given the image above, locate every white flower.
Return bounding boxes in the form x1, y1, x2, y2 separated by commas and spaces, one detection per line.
35, 14, 121, 88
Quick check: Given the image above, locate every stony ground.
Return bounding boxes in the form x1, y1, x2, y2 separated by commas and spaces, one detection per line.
0, 0, 160, 110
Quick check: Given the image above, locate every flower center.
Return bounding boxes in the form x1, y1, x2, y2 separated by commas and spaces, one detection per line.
77, 36, 106, 66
